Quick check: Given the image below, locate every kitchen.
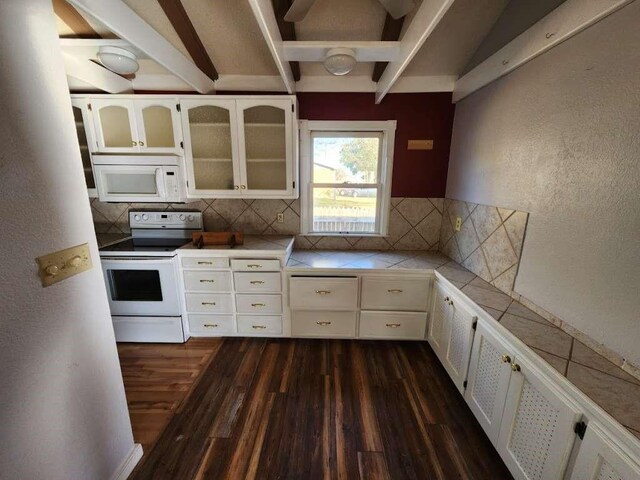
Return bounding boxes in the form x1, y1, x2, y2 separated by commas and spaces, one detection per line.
1, 0, 639, 479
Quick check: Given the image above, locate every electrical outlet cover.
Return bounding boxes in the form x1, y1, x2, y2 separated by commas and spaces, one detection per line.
455, 217, 462, 231
277, 213, 285, 223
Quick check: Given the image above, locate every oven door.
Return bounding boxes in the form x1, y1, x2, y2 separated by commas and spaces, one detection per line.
101, 257, 181, 316
94, 164, 181, 203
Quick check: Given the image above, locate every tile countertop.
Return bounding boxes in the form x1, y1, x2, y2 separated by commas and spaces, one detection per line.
178, 235, 295, 254
286, 249, 640, 439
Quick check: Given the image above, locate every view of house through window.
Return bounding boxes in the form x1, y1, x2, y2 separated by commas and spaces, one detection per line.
311, 132, 383, 233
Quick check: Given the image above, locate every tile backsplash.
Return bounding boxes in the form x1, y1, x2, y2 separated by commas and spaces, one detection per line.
439, 198, 529, 295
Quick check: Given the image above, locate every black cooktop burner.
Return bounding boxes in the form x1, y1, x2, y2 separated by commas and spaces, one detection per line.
99, 238, 190, 253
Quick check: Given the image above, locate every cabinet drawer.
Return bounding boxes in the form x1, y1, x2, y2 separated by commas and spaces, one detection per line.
181, 257, 229, 269
237, 315, 282, 335
289, 277, 358, 310
292, 311, 357, 338
236, 294, 282, 314
231, 259, 280, 272
361, 277, 430, 311
359, 311, 427, 340
183, 271, 232, 292
185, 293, 233, 313
188, 314, 235, 335
234, 272, 281, 293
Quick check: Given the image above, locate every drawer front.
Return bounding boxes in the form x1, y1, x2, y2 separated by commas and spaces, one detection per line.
292, 311, 357, 338
185, 293, 233, 313
361, 277, 430, 311
188, 314, 235, 335
236, 294, 282, 314
231, 259, 281, 272
237, 315, 282, 335
234, 272, 281, 293
289, 277, 358, 310
181, 257, 229, 269
183, 271, 232, 292
359, 311, 427, 340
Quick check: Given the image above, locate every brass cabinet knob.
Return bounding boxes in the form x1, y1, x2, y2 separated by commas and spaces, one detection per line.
234, 185, 239, 190
241, 185, 246, 189
511, 363, 521, 372
132, 141, 138, 146
501, 354, 512, 363
139, 141, 145, 147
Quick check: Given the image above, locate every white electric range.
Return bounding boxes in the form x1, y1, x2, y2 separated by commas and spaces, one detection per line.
99, 210, 203, 343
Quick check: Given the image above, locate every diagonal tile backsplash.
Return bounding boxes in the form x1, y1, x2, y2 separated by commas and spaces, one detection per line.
439, 198, 529, 296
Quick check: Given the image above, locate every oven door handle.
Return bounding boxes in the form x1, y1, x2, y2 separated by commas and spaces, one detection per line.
155, 168, 166, 199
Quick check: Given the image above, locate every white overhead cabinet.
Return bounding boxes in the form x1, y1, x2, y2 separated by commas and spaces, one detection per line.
181, 97, 297, 199
91, 97, 182, 153
70, 98, 97, 197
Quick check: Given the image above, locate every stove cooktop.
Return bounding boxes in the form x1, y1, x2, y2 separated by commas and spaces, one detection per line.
99, 238, 191, 256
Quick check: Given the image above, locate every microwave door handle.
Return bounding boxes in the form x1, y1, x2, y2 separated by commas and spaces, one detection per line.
155, 168, 166, 198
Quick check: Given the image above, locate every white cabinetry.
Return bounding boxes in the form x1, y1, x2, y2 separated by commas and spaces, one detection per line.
70, 98, 97, 197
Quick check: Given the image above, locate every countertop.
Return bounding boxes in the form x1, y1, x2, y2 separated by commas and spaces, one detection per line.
178, 235, 294, 255
287, 248, 640, 439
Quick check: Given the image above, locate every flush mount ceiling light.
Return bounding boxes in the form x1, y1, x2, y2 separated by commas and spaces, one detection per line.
323, 48, 357, 76
97, 46, 139, 75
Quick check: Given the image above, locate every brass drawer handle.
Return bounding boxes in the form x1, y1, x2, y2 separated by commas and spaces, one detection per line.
197, 261, 213, 265
511, 363, 521, 372
247, 264, 262, 268
250, 280, 265, 285
201, 302, 216, 306
386, 323, 401, 328
251, 303, 266, 307
203, 324, 218, 328
315, 290, 331, 295
387, 289, 403, 293
252, 325, 267, 330
501, 354, 512, 363
316, 321, 332, 326
199, 279, 215, 283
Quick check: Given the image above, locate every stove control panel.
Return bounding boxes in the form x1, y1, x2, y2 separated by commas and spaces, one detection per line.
129, 211, 203, 229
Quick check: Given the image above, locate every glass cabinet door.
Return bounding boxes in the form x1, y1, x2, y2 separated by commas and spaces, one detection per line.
135, 99, 182, 153
237, 99, 293, 196
180, 100, 241, 195
71, 99, 97, 197
91, 99, 138, 152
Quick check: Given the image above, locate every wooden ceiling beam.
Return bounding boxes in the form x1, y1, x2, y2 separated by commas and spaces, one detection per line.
271, 0, 300, 81
53, 0, 101, 38
372, 14, 404, 82
157, 0, 218, 81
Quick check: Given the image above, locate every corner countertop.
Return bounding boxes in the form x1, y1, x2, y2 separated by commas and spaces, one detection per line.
178, 235, 295, 255
286, 248, 640, 440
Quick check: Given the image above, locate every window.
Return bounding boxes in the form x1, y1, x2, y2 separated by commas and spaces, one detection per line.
300, 120, 396, 236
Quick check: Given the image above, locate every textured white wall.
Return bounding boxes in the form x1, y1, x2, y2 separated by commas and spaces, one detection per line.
447, 3, 640, 365
0, 1, 136, 479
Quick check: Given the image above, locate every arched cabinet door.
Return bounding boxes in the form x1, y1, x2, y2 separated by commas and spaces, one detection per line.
236, 99, 295, 197
70, 98, 97, 197
134, 99, 182, 153
91, 98, 138, 152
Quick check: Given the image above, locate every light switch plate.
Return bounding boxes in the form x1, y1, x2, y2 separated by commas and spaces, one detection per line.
455, 217, 462, 231
407, 139, 434, 150
37, 243, 92, 287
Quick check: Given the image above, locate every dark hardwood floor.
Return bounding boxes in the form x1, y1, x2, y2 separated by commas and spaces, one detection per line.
123, 338, 512, 480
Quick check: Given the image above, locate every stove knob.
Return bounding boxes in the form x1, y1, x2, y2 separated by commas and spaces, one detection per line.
188, 215, 194, 221
179, 214, 186, 221
133, 214, 141, 221
141, 214, 149, 221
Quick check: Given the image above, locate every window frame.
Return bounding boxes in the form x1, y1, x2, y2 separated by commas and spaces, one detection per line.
299, 120, 396, 236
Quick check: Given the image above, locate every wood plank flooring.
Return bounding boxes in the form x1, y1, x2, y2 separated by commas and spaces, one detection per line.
123, 338, 512, 480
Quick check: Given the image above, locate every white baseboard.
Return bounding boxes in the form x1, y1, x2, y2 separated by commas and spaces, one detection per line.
110, 443, 143, 480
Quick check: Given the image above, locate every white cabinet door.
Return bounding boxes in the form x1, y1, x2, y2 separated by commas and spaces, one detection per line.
71, 98, 97, 197
134, 98, 182, 153
91, 98, 139, 152
236, 99, 294, 197
569, 422, 640, 480
180, 99, 242, 197
465, 319, 514, 443
428, 282, 452, 358
497, 354, 582, 480
442, 296, 477, 394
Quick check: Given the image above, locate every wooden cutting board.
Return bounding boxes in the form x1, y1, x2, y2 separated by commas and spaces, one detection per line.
192, 232, 244, 248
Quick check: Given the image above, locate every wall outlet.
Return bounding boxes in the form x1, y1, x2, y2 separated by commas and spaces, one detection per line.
455, 217, 462, 231
277, 212, 285, 223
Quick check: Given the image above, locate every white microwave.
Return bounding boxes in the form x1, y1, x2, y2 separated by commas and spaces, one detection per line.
93, 155, 187, 203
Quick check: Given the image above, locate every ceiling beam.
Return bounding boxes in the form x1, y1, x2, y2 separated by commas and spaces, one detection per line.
453, 0, 634, 102
66, 0, 216, 93
157, 0, 218, 81
247, 0, 296, 94
53, 0, 101, 38
271, 0, 300, 81
372, 14, 404, 82
375, 0, 455, 104
283, 41, 401, 62
63, 52, 133, 93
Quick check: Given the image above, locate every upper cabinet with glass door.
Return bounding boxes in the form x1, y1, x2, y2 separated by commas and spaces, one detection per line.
90, 97, 182, 154
70, 98, 97, 197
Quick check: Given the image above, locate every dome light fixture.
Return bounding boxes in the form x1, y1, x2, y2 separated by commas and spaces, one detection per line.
323, 48, 357, 76
97, 46, 139, 75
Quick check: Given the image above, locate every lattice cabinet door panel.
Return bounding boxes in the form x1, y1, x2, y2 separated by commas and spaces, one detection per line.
428, 281, 452, 359
464, 319, 513, 443
569, 422, 640, 480
497, 354, 582, 480
443, 295, 477, 394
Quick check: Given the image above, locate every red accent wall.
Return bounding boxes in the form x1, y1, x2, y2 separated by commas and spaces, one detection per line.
297, 92, 455, 198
